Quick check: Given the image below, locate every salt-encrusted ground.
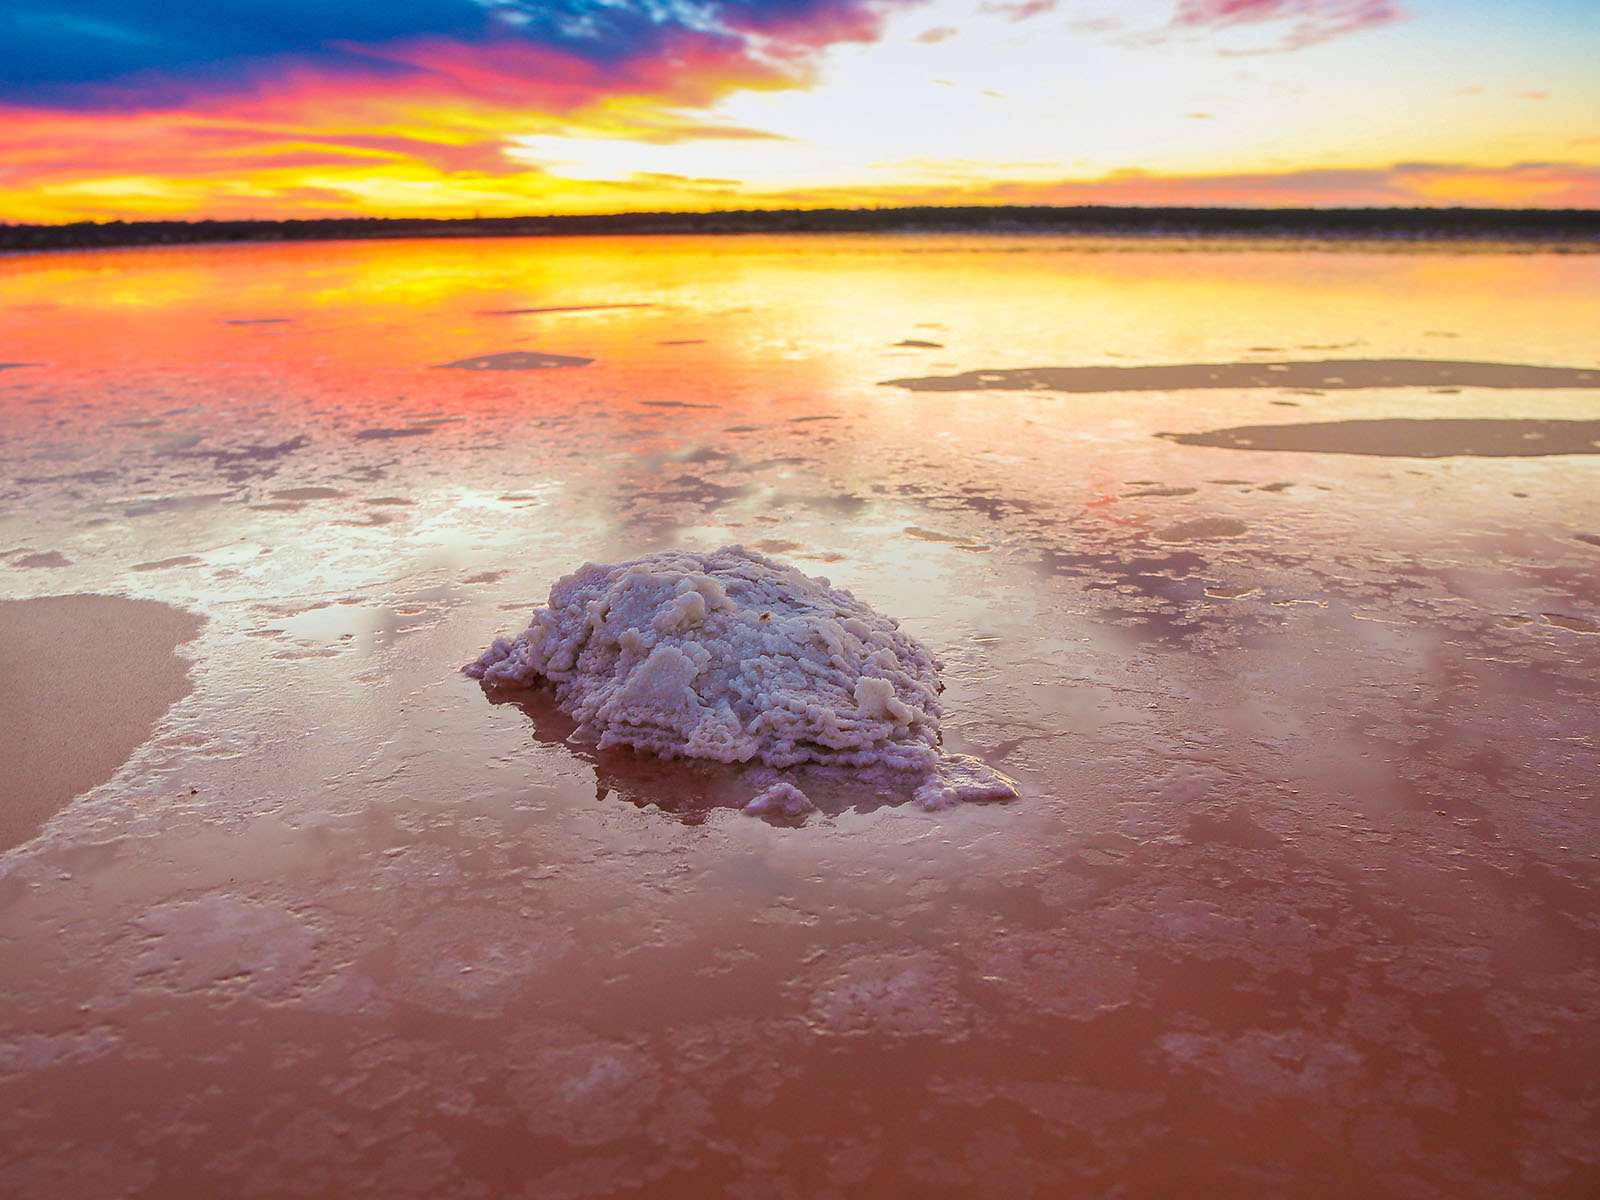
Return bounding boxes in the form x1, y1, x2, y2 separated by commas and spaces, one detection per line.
1, 235, 1598, 1199
468, 545, 1016, 811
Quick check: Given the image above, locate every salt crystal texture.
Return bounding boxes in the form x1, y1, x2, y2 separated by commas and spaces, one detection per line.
466, 546, 1016, 811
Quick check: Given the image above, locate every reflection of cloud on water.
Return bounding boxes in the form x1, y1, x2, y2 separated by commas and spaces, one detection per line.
478, 303, 655, 316
181, 434, 310, 482
434, 351, 594, 370
1153, 517, 1250, 542
353, 425, 439, 441
1161, 418, 1600, 457
883, 359, 1600, 393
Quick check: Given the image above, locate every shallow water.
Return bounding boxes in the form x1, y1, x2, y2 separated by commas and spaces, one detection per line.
2, 234, 1599, 1198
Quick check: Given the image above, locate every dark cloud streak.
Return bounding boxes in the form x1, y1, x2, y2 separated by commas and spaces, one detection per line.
3, 2, 488, 88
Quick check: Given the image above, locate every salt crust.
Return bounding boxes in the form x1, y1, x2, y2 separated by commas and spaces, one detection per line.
467, 546, 1016, 812
742, 780, 817, 819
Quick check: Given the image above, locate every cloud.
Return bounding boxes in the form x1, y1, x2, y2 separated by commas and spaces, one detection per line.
1006, 162, 1600, 207
979, 0, 1058, 20
1382, 161, 1600, 207
0, 99, 787, 203
0, 0, 896, 220
1171, 0, 1406, 50
10, 155, 1599, 224
755, 161, 1600, 210
0, 0, 909, 110
626, 171, 742, 187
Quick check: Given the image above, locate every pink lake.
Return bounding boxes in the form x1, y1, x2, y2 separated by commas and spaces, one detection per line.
2, 234, 1598, 1198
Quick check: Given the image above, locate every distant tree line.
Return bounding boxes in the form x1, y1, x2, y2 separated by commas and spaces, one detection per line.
2, 206, 1596, 252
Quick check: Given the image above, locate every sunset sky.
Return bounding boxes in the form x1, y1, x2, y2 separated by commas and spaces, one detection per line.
3, 0, 1596, 222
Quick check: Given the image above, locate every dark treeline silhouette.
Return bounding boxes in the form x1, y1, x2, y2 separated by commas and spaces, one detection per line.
3, 206, 1597, 252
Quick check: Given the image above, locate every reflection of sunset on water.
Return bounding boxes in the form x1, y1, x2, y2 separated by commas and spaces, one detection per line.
2, 235, 1600, 1198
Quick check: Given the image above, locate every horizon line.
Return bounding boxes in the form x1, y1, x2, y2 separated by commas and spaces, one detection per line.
3, 203, 1597, 253
8, 201, 1600, 227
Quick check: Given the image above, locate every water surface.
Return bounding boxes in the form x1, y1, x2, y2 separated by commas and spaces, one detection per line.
2, 235, 1598, 1198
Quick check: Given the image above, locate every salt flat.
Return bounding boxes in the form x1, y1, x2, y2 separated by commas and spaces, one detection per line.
1, 234, 1597, 1199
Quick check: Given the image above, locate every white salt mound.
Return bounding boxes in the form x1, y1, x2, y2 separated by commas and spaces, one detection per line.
743, 780, 817, 818
467, 546, 1015, 811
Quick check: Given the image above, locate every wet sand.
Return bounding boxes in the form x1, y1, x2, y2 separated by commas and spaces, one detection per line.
0, 595, 202, 851
883, 357, 1600, 393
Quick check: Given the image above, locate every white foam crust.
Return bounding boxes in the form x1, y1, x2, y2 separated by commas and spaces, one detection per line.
468, 546, 1016, 809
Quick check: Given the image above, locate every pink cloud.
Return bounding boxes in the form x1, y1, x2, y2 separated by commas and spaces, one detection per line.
1173, 0, 1406, 50
980, 0, 1059, 20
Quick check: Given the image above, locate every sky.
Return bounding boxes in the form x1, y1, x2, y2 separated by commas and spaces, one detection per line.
1, 0, 1596, 221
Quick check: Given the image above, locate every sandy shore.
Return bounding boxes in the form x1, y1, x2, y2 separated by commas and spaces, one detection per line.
0, 595, 203, 852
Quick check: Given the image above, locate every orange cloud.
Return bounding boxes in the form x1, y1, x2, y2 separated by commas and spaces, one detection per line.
6, 83, 1597, 226
0, 30, 821, 222
0, 0, 911, 222
753, 162, 1600, 211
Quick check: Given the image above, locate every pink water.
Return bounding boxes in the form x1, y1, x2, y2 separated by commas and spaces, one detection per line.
2, 235, 1598, 1198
